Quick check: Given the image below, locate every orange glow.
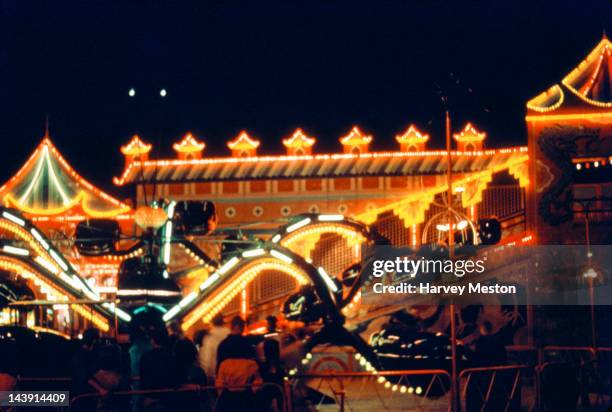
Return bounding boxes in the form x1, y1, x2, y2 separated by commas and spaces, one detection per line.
282, 128, 316, 148
134, 205, 167, 229
114, 146, 528, 186
182, 258, 309, 331
357, 152, 529, 227
453, 123, 487, 143
561, 36, 612, 108
227, 131, 261, 150
395, 125, 429, 145
525, 112, 612, 122
240, 289, 247, 320
526, 85, 565, 113
280, 223, 367, 261
339, 126, 373, 146
120, 135, 152, 156
0, 257, 110, 331
3, 191, 131, 218
173, 133, 206, 153
0, 138, 132, 218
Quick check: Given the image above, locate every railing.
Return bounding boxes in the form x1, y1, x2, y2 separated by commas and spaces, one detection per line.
70, 383, 288, 412
290, 370, 452, 412
14, 346, 612, 411
459, 364, 532, 412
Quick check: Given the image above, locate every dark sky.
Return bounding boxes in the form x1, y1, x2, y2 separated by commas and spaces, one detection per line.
0, 0, 610, 195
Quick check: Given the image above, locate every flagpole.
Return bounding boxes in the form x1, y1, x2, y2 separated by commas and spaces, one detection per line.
446, 110, 459, 412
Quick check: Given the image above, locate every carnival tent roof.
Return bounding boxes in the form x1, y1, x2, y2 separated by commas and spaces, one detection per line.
527, 35, 612, 113
0, 137, 130, 217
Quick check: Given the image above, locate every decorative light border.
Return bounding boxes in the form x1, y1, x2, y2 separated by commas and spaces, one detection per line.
113, 146, 528, 186
0, 208, 117, 325
227, 131, 261, 150
0, 138, 131, 217
526, 85, 565, 113
395, 124, 429, 144
173, 133, 205, 154
0, 257, 110, 331
356, 151, 529, 226
561, 36, 612, 109
282, 128, 316, 148
339, 126, 373, 146
453, 123, 486, 143
121, 135, 152, 155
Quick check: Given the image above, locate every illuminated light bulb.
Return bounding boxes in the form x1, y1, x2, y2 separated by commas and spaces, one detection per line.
270, 250, 293, 264
392, 385, 398, 392
583, 268, 597, 279
354, 353, 361, 360
286, 217, 311, 233
377, 376, 385, 384
128, 88, 136, 97
2, 211, 25, 226
160, 88, 167, 97
301, 358, 308, 365
456, 220, 468, 230
359, 357, 366, 366
594, 161, 599, 168
384, 381, 391, 389
318, 214, 344, 222
408, 386, 414, 394
415, 386, 423, 395
436, 223, 450, 232
400, 386, 407, 393
576, 163, 582, 170
318, 267, 338, 292
2, 245, 29, 256
242, 248, 265, 258
306, 353, 313, 360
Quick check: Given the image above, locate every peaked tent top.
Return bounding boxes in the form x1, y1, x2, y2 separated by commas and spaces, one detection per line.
0, 137, 131, 217
527, 35, 612, 113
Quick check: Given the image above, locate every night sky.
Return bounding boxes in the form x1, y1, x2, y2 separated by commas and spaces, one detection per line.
0, 0, 609, 195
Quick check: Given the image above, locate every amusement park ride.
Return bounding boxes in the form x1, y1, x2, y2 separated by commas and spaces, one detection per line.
0, 129, 520, 399
0, 34, 610, 400
0, 118, 534, 404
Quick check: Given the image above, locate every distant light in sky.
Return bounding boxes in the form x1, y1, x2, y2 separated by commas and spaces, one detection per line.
128, 88, 136, 97
160, 88, 167, 97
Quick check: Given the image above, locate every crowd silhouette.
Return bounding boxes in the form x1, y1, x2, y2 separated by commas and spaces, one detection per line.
63, 314, 286, 412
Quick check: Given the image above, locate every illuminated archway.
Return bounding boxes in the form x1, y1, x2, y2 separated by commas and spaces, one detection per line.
0, 256, 110, 331
181, 258, 310, 331
0, 207, 128, 326
271, 214, 374, 262
162, 244, 343, 332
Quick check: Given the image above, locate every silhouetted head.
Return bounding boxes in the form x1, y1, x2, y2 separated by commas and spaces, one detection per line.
230, 316, 245, 335
82, 328, 100, 349
266, 315, 278, 332
212, 314, 225, 327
